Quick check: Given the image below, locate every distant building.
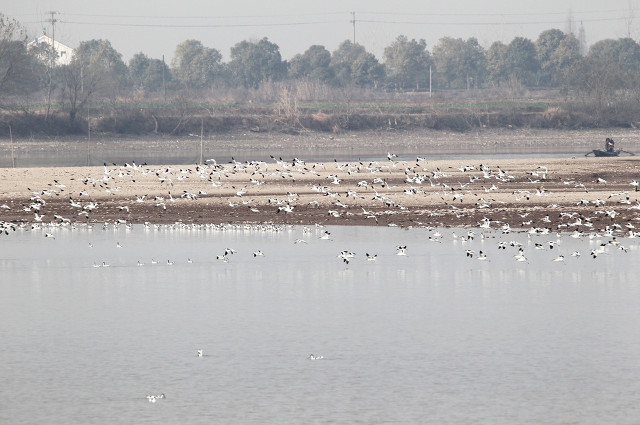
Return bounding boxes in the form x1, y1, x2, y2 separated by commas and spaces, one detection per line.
27, 33, 74, 65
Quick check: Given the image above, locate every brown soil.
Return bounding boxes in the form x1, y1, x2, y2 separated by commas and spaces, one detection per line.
2, 156, 640, 233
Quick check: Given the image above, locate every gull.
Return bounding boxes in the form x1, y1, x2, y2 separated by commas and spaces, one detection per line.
338, 251, 355, 264
553, 255, 565, 262
597, 177, 607, 184
395, 245, 407, 256
44, 232, 55, 239
308, 354, 324, 360
465, 249, 475, 258
571, 251, 581, 257
277, 204, 294, 214
54, 214, 70, 222
197, 350, 203, 357
514, 251, 527, 262
147, 394, 165, 403
477, 251, 488, 261
294, 239, 308, 244
34, 213, 45, 222
365, 253, 377, 261
253, 250, 264, 257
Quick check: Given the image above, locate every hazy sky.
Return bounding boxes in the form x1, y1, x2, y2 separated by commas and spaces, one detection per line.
5, 0, 640, 63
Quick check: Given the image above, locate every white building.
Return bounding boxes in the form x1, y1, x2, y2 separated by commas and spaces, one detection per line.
27, 33, 74, 66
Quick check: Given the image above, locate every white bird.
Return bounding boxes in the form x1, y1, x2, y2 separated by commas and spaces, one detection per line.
253, 250, 264, 257
197, 350, 203, 357
395, 245, 407, 256
308, 354, 324, 360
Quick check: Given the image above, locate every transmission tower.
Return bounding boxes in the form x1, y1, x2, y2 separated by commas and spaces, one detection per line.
350, 12, 356, 44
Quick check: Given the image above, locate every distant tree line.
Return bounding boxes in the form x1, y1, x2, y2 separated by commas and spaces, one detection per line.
3, 12, 640, 126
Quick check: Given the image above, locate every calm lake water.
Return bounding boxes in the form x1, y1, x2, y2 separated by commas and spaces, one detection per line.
2, 224, 640, 424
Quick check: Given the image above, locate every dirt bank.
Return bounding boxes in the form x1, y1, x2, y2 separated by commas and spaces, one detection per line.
1, 156, 640, 233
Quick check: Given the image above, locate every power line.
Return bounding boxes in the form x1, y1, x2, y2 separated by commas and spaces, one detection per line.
61, 11, 349, 19
58, 19, 339, 28
359, 9, 626, 17
357, 17, 629, 26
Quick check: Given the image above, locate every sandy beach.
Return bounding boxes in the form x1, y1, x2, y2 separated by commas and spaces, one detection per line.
1, 156, 640, 232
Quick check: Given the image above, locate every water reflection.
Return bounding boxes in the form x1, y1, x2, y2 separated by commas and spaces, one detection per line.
1, 224, 640, 424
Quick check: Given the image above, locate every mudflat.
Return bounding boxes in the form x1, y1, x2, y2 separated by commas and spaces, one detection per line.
1, 156, 639, 233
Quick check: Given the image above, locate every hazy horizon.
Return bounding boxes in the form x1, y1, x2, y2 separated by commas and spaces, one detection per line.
5, 0, 640, 62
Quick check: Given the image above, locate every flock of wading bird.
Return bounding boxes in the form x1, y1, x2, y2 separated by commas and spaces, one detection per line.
1, 153, 640, 235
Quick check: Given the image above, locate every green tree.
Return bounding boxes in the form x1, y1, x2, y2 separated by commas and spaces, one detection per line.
330, 40, 384, 87
588, 38, 640, 71
129, 53, 170, 93
566, 56, 626, 120
383, 35, 432, 90
351, 51, 385, 88
330, 40, 367, 86
73, 39, 128, 93
171, 40, 223, 90
535, 29, 581, 86
432, 37, 486, 89
0, 14, 40, 99
486, 41, 508, 85
60, 39, 127, 122
288, 45, 334, 83
228, 38, 287, 88
503, 37, 539, 85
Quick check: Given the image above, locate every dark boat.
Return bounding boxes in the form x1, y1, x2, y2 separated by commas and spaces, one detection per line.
589, 149, 622, 157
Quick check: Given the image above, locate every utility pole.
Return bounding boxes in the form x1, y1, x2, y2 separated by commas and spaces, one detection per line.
200, 118, 204, 165
350, 12, 356, 44
162, 55, 167, 102
10, 124, 15, 168
45, 11, 57, 121
87, 103, 91, 166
